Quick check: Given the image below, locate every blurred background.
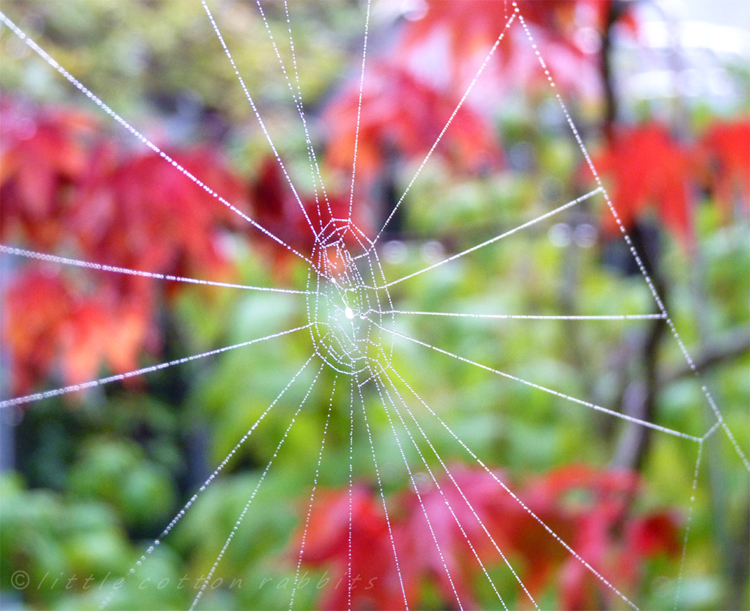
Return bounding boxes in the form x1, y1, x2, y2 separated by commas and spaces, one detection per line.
0, 1, 748, 609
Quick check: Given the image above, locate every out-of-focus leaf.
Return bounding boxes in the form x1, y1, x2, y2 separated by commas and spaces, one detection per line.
697, 118, 750, 213
323, 63, 502, 182
587, 123, 695, 245
0, 99, 96, 249
297, 465, 679, 610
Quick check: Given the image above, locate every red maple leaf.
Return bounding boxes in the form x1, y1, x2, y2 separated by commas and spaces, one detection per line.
697, 118, 750, 215
530, 466, 679, 610
61, 282, 154, 388
0, 99, 97, 249
403, 0, 613, 49
2, 100, 251, 395
297, 465, 679, 610
322, 63, 502, 182
397, 0, 637, 99
3, 268, 154, 396
73, 147, 247, 286
3, 270, 74, 395
297, 485, 417, 611
587, 123, 695, 244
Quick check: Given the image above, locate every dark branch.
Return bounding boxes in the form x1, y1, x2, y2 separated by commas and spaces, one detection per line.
661, 326, 750, 385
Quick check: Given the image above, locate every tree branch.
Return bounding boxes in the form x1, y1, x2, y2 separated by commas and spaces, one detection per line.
661, 326, 750, 385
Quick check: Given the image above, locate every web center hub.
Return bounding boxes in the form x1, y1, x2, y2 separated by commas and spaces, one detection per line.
305, 219, 395, 377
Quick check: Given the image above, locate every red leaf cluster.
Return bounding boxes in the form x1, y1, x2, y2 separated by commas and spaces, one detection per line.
0, 100, 96, 250
2, 270, 152, 395
403, 0, 615, 54
587, 119, 750, 245
697, 119, 750, 214
249, 156, 371, 273
321, 0, 641, 192
323, 63, 502, 181
73, 146, 245, 287
398, 0, 636, 99
590, 123, 694, 243
1, 100, 247, 396
296, 465, 679, 610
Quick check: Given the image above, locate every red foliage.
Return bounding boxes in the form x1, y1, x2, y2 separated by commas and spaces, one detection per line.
403, 0, 614, 51
0, 101, 96, 249
249, 156, 371, 272
321, 0, 642, 207
3, 270, 152, 395
588, 123, 695, 244
697, 118, 750, 213
525, 465, 679, 610
1, 100, 248, 396
587, 118, 750, 245
323, 63, 502, 182
299, 486, 415, 610
73, 147, 246, 285
3, 271, 73, 394
296, 465, 679, 610
397, 0, 637, 99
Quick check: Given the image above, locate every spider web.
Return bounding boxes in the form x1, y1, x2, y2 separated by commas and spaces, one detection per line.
0, 1, 747, 610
